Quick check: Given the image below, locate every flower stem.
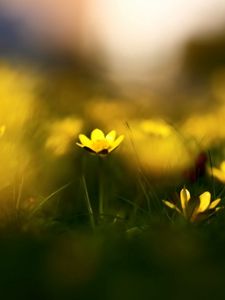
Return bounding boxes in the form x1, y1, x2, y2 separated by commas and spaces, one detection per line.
15, 176, 24, 211
82, 175, 95, 230
98, 157, 104, 220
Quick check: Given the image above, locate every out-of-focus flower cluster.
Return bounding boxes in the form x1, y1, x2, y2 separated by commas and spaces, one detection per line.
122, 119, 199, 180
46, 117, 83, 156
0, 63, 38, 189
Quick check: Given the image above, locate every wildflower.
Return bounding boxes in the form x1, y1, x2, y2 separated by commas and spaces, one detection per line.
209, 161, 225, 183
46, 118, 83, 156
123, 119, 196, 178
77, 128, 124, 155
139, 119, 172, 137
163, 188, 221, 222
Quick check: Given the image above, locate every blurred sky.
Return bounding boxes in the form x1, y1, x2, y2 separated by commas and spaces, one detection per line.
1, 0, 225, 81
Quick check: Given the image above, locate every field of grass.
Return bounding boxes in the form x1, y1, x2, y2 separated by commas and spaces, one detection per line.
1, 62, 225, 299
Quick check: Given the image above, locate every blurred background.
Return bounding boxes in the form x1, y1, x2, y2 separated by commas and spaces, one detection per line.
1, 0, 225, 83
1, 0, 225, 204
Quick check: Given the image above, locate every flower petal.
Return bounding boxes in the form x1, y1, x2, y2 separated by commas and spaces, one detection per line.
180, 188, 190, 212
78, 134, 92, 147
91, 129, 105, 141
106, 130, 116, 143
215, 207, 222, 212
109, 135, 124, 152
76, 142, 84, 148
220, 161, 225, 172
211, 167, 225, 183
198, 191, 211, 213
209, 198, 221, 209
76, 142, 97, 153
83, 146, 97, 154
163, 200, 181, 213
91, 140, 109, 153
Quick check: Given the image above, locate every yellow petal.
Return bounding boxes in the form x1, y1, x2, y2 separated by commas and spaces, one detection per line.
76, 142, 84, 148
209, 198, 221, 209
220, 161, 225, 172
78, 134, 92, 147
198, 191, 211, 213
91, 140, 109, 153
106, 130, 116, 143
215, 207, 222, 212
91, 129, 105, 141
211, 167, 225, 183
109, 135, 124, 152
180, 188, 190, 212
163, 200, 181, 213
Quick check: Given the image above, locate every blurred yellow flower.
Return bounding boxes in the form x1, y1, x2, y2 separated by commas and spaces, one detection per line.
77, 129, 124, 155
209, 161, 225, 183
121, 119, 199, 180
0, 63, 38, 130
163, 188, 221, 222
139, 120, 172, 137
0, 125, 5, 137
181, 101, 225, 149
45, 117, 83, 156
0, 64, 38, 190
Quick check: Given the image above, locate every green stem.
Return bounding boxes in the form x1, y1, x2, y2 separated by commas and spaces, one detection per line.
30, 182, 71, 216
82, 175, 95, 229
16, 176, 24, 211
98, 157, 104, 220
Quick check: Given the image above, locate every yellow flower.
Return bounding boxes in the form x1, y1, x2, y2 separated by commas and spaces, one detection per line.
209, 161, 225, 183
139, 120, 172, 137
77, 129, 124, 155
45, 118, 83, 156
163, 188, 221, 222
0, 125, 5, 137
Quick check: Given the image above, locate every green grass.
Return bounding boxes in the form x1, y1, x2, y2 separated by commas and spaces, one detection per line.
0, 145, 225, 300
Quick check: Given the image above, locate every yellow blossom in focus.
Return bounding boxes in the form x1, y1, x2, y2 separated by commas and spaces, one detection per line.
77, 129, 124, 155
163, 188, 221, 222
209, 161, 225, 183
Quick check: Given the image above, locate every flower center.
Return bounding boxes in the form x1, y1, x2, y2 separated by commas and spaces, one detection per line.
92, 140, 110, 152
